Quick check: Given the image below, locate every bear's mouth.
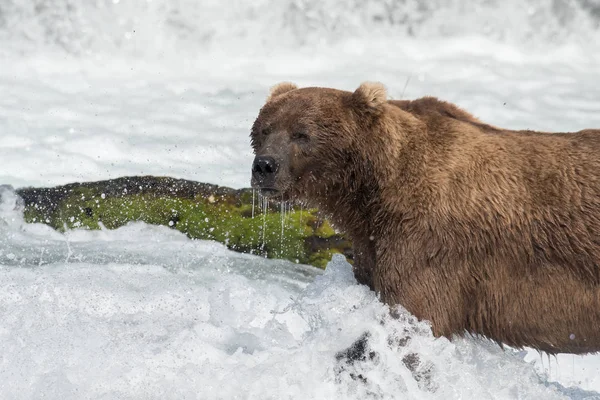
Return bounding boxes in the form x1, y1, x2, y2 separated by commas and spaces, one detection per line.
257, 186, 295, 202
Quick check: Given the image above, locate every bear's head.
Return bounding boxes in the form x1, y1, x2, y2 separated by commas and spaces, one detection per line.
250, 82, 389, 205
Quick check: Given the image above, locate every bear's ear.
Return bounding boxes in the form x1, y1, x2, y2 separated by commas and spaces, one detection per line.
351, 82, 387, 113
266, 82, 298, 102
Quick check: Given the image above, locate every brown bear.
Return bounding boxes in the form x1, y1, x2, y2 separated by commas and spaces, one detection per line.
250, 81, 600, 355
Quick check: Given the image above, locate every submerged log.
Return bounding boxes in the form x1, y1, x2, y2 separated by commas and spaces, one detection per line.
15, 176, 353, 269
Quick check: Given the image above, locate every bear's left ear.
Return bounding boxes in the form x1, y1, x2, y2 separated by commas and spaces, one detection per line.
351, 82, 387, 113
266, 82, 298, 102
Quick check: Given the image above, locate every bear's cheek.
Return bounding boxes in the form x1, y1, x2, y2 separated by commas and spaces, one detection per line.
290, 161, 324, 194
288, 147, 312, 176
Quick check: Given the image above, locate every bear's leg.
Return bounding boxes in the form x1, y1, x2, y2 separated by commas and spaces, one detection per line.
351, 237, 377, 290
374, 248, 467, 339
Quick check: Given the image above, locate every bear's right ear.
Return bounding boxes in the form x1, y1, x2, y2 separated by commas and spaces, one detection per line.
266, 82, 298, 102
351, 82, 387, 113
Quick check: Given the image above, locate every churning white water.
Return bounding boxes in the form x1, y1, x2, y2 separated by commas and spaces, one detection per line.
1, 0, 600, 398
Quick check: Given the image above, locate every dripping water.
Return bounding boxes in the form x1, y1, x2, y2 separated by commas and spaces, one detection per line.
261, 194, 268, 255
299, 203, 304, 237
251, 188, 255, 219
280, 199, 287, 258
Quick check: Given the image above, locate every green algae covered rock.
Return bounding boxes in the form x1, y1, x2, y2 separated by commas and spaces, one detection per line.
16, 176, 352, 269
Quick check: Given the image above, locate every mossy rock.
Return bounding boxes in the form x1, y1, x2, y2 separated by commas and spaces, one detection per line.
16, 176, 353, 269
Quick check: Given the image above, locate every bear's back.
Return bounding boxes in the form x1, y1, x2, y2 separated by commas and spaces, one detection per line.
390, 97, 501, 133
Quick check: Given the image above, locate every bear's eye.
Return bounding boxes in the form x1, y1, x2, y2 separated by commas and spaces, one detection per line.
262, 127, 272, 136
291, 131, 310, 142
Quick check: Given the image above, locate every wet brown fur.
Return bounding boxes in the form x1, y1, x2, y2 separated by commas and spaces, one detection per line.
250, 82, 600, 355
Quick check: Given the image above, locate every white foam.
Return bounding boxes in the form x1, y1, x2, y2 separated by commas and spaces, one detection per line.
0, 190, 598, 399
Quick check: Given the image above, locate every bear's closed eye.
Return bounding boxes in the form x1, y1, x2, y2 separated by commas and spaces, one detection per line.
291, 131, 310, 142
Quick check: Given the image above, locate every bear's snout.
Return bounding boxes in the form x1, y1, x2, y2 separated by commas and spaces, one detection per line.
252, 155, 279, 191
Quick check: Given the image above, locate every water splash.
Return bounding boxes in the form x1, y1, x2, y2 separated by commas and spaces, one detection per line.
1, 0, 599, 58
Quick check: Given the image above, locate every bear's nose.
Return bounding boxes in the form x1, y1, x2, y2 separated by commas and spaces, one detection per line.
252, 156, 279, 183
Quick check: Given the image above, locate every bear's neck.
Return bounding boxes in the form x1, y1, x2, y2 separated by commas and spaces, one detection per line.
311, 109, 427, 242
342, 177, 378, 238
307, 149, 384, 243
